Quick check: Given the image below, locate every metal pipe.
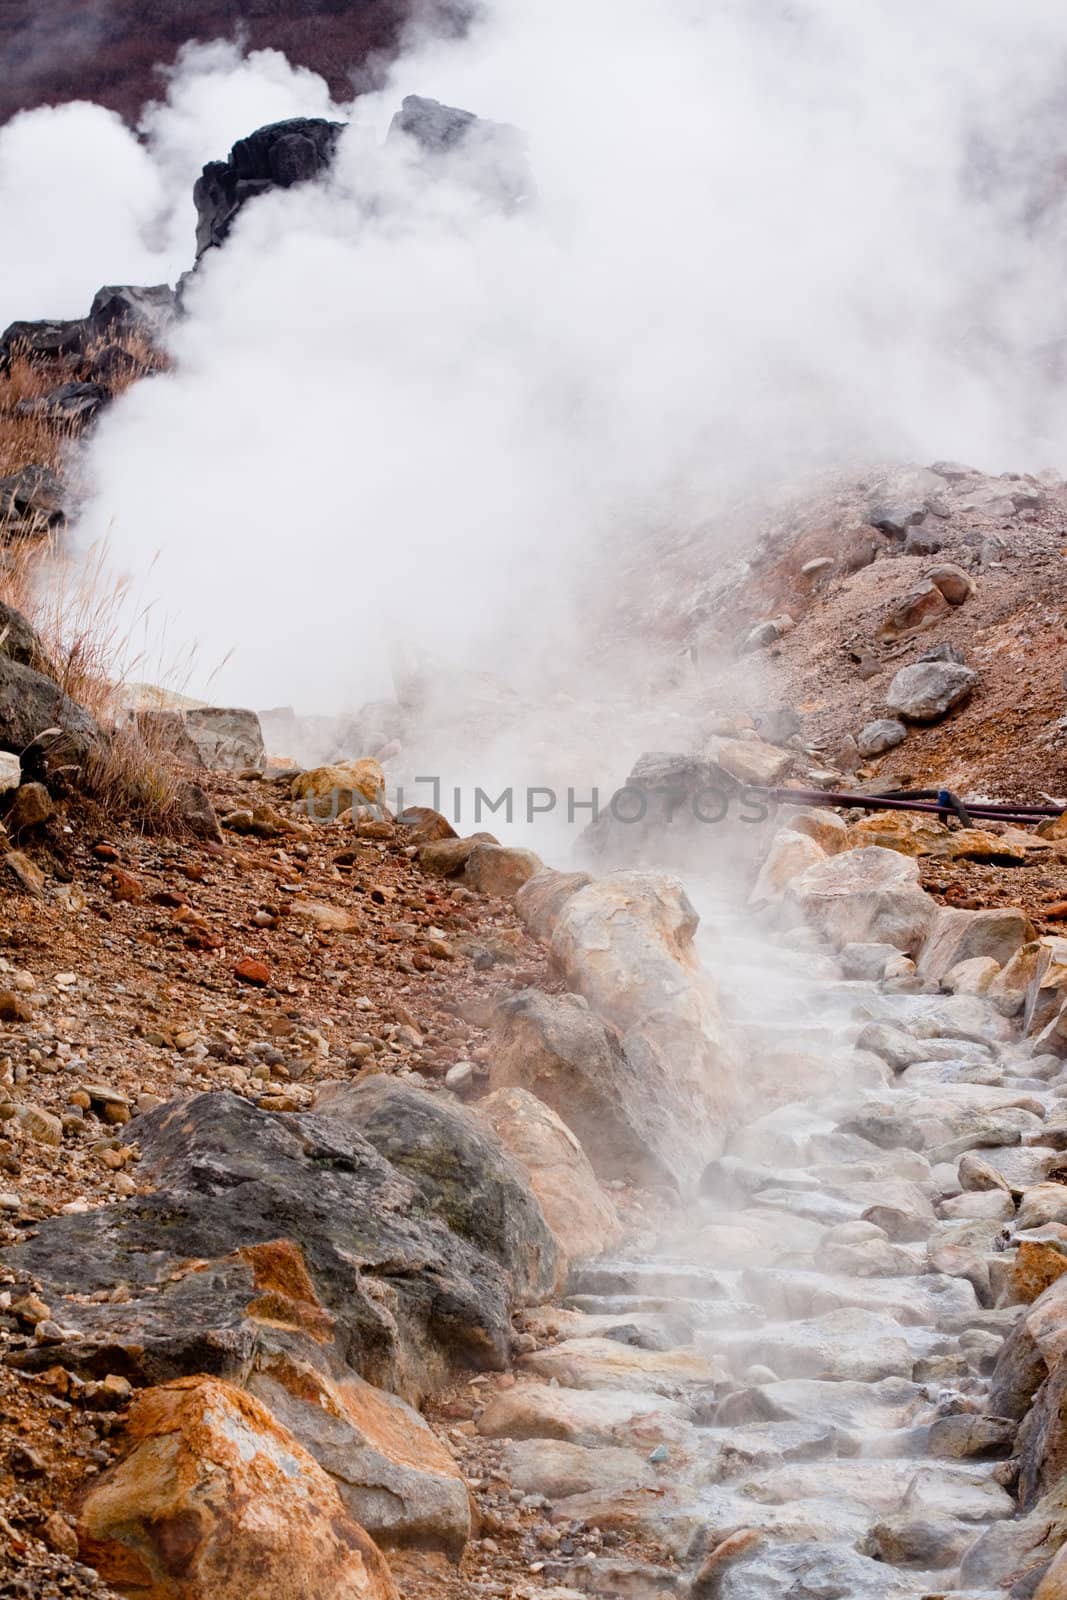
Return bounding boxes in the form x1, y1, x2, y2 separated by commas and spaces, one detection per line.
754, 786, 1062, 825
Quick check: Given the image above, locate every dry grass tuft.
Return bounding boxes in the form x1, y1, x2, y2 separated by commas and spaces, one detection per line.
0, 338, 192, 832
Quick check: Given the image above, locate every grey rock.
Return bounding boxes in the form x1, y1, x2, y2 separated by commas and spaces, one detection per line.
3, 1090, 531, 1398
0, 654, 97, 766
920, 641, 967, 664
886, 660, 978, 722
88, 283, 176, 343
856, 719, 907, 758
183, 706, 265, 772
869, 502, 928, 536
0, 602, 49, 670
0, 465, 65, 536
713, 1540, 921, 1598
14, 381, 110, 424
388, 95, 530, 205
903, 525, 943, 556
314, 1075, 559, 1304
0, 318, 85, 370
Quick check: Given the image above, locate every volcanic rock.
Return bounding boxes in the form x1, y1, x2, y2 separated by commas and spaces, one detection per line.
194, 118, 346, 256
886, 660, 978, 722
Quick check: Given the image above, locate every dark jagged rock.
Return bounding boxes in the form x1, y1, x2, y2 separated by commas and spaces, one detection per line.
4, 1091, 543, 1401
194, 118, 346, 257
87, 283, 176, 343
315, 1076, 559, 1303
0, 600, 48, 670
14, 380, 111, 424
0, 318, 86, 371
0, 465, 65, 537
0, 652, 98, 764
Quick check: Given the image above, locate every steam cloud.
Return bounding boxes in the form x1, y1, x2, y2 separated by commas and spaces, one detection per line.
5, 2, 1067, 721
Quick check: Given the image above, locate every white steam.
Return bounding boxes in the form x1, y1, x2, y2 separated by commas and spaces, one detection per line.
6, 2, 1067, 716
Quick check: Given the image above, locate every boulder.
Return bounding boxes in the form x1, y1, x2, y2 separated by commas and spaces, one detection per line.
877, 581, 951, 641
902, 526, 943, 557
0, 654, 97, 765
846, 811, 950, 856
0, 464, 66, 537
181, 707, 265, 772
5, 1092, 531, 1401
0, 601, 50, 670
14, 381, 111, 424
926, 562, 975, 604
789, 846, 936, 954
76, 1376, 397, 1600
857, 719, 907, 758
490, 989, 692, 1190
246, 1350, 470, 1556
0, 318, 85, 370
546, 872, 743, 1185
515, 869, 594, 939
478, 1087, 621, 1266
749, 830, 825, 902
886, 661, 978, 723
869, 502, 928, 536
578, 752, 731, 868
465, 842, 543, 898
708, 736, 792, 787
292, 759, 385, 817
314, 1076, 559, 1305
918, 907, 1034, 985
779, 809, 849, 853
194, 118, 345, 255
88, 283, 176, 343
419, 835, 496, 876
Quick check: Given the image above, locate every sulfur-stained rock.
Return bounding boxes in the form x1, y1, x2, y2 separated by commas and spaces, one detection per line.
477, 1087, 620, 1269
76, 1376, 397, 1600
1007, 1240, 1067, 1307
246, 1351, 470, 1556
292, 759, 386, 819
419, 834, 497, 877
780, 809, 849, 853
846, 811, 951, 857
877, 580, 951, 641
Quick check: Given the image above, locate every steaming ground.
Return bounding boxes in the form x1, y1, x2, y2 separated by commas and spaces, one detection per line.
3, 0, 1067, 732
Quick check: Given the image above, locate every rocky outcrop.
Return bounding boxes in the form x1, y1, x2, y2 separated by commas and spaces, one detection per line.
194, 118, 346, 256
76, 1376, 397, 1600
0, 284, 175, 374
314, 1076, 559, 1306
5, 1091, 543, 1400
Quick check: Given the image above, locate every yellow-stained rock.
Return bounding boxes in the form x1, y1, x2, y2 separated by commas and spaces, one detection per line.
781, 810, 849, 854
246, 1351, 471, 1556
847, 812, 951, 857
291, 760, 386, 819
709, 737, 792, 787
1006, 1240, 1067, 1307
77, 1375, 397, 1600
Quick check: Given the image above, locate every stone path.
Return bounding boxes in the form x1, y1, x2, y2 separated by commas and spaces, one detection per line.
485, 883, 1047, 1599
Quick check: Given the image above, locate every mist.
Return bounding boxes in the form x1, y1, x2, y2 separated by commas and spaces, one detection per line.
7, 0, 1067, 731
